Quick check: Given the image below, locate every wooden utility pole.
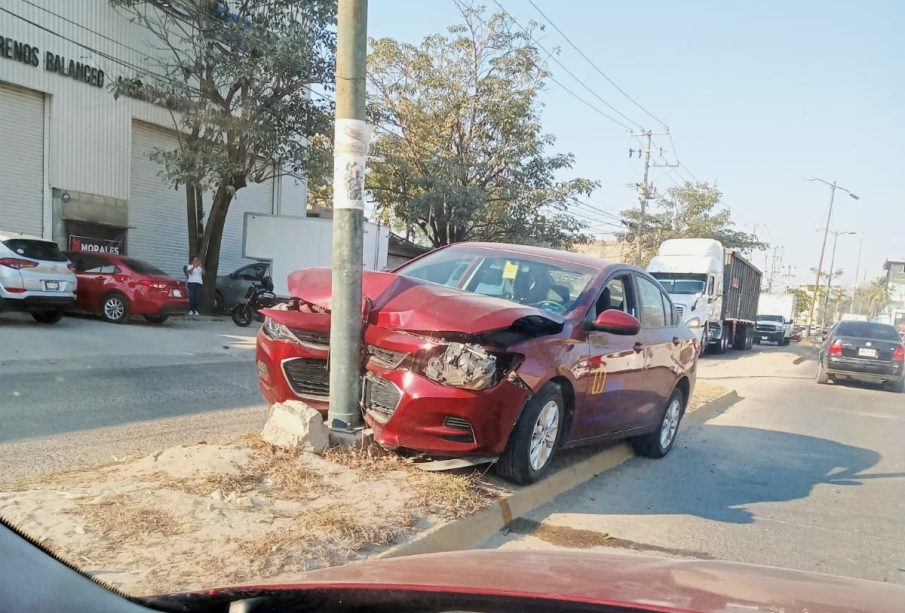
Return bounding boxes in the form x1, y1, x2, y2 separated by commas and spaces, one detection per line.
328, 0, 369, 430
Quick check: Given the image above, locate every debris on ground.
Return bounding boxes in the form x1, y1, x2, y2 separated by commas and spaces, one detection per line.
260, 400, 330, 453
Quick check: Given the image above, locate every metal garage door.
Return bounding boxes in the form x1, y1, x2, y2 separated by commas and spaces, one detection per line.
129, 122, 188, 275
129, 121, 273, 277
0, 84, 44, 236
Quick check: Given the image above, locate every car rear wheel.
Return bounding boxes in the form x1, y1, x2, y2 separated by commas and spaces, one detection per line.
633, 388, 685, 458
816, 362, 829, 384
495, 383, 564, 485
144, 315, 169, 324
31, 310, 63, 324
101, 293, 130, 324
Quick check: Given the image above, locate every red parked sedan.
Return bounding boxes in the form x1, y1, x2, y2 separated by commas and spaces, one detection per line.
257, 242, 697, 484
65, 251, 189, 324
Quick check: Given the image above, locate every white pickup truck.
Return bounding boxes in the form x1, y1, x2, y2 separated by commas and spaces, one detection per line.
755, 293, 796, 345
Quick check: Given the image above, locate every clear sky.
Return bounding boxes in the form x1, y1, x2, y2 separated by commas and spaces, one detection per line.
369, 0, 904, 289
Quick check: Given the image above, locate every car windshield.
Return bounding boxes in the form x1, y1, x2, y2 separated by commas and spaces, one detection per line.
835, 321, 900, 341
650, 274, 706, 295
759, 315, 783, 322
397, 246, 597, 314
2, 239, 67, 262
121, 258, 168, 276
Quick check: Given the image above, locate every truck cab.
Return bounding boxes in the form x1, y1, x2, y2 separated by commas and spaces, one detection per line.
648, 239, 724, 351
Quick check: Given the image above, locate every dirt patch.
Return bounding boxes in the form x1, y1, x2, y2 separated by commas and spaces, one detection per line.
507, 517, 714, 559
686, 380, 730, 413
0, 438, 497, 596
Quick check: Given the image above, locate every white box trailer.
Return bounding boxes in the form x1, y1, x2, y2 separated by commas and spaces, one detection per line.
243, 213, 389, 297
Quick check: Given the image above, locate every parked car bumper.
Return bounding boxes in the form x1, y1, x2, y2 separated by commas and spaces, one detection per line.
256, 331, 531, 457
0, 289, 76, 312
824, 356, 903, 383
130, 289, 190, 316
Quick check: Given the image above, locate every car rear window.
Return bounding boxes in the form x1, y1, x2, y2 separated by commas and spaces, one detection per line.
835, 321, 900, 341
121, 258, 168, 276
3, 239, 68, 262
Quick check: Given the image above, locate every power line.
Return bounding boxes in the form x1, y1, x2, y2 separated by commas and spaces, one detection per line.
0, 6, 180, 87
525, 0, 667, 130
488, 0, 638, 131
18, 0, 150, 58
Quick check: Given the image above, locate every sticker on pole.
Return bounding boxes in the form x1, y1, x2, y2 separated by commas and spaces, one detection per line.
332, 118, 375, 210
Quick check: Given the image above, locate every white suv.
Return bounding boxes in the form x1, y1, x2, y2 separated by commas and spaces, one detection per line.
0, 231, 77, 324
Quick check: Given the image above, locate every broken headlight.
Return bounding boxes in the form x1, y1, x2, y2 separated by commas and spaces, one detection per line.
422, 342, 498, 390
262, 316, 295, 342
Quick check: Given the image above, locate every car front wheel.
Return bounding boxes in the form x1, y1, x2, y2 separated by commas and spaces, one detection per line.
495, 383, 564, 485
632, 388, 685, 458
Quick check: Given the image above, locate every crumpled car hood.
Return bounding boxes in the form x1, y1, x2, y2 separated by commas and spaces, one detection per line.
282, 267, 564, 335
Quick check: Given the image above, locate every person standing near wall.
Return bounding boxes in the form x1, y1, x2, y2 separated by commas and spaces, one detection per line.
186, 256, 204, 317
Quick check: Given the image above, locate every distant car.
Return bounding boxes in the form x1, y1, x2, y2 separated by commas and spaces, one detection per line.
258, 242, 698, 484
0, 231, 76, 324
65, 252, 188, 324
215, 261, 270, 313
817, 320, 905, 392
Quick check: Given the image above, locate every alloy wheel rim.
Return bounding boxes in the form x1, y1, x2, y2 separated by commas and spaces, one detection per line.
660, 398, 681, 449
529, 400, 559, 471
105, 297, 124, 320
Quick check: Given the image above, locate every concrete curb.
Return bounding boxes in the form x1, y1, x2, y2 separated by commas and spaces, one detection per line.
381, 389, 741, 559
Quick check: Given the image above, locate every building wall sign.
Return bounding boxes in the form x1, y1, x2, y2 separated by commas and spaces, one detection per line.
0, 35, 105, 88
69, 235, 123, 255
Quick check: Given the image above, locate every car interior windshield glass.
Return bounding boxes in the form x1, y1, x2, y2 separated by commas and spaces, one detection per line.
398, 248, 595, 313
3, 239, 68, 262
121, 258, 168, 276
835, 322, 900, 341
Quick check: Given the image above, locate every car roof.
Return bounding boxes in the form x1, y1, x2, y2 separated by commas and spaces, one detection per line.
0, 231, 54, 242
445, 241, 635, 272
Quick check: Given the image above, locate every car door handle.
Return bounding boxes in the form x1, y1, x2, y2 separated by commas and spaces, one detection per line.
633, 342, 644, 353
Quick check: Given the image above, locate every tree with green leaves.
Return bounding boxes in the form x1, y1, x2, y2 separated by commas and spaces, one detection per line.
618, 182, 763, 265
110, 0, 336, 311
363, 3, 596, 249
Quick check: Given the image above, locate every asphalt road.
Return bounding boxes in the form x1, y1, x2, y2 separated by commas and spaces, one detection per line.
483, 342, 905, 585
0, 313, 266, 485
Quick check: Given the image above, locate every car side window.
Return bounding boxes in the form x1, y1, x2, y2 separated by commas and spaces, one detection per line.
236, 265, 259, 281
80, 255, 110, 273
253, 264, 267, 280
662, 290, 678, 326
636, 275, 667, 328
594, 273, 637, 318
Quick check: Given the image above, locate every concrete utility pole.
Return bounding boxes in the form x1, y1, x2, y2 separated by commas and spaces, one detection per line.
822, 230, 856, 327
328, 0, 369, 431
629, 130, 670, 265
805, 178, 859, 334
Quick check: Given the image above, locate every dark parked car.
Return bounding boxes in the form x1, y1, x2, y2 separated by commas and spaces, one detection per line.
66, 252, 189, 324
817, 320, 905, 392
257, 242, 698, 484
215, 261, 270, 313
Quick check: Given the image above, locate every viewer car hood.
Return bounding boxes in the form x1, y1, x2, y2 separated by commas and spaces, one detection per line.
280, 267, 564, 335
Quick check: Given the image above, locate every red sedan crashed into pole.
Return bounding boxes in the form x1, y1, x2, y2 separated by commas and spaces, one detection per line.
256, 243, 697, 484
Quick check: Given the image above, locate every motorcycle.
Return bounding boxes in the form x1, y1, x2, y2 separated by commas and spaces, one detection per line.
231, 276, 277, 327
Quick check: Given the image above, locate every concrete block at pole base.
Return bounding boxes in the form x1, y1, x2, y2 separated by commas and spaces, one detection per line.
261, 401, 330, 454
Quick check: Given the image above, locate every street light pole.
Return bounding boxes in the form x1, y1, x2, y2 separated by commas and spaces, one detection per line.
822, 230, 856, 327
804, 178, 859, 335
850, 233, 863, 314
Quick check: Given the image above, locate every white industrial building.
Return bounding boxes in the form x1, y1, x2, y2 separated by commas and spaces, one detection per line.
0, 0, 306, 276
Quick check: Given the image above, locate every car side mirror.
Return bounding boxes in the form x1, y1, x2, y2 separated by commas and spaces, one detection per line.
229, 272, 238, 280
590, 309, 641, 335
